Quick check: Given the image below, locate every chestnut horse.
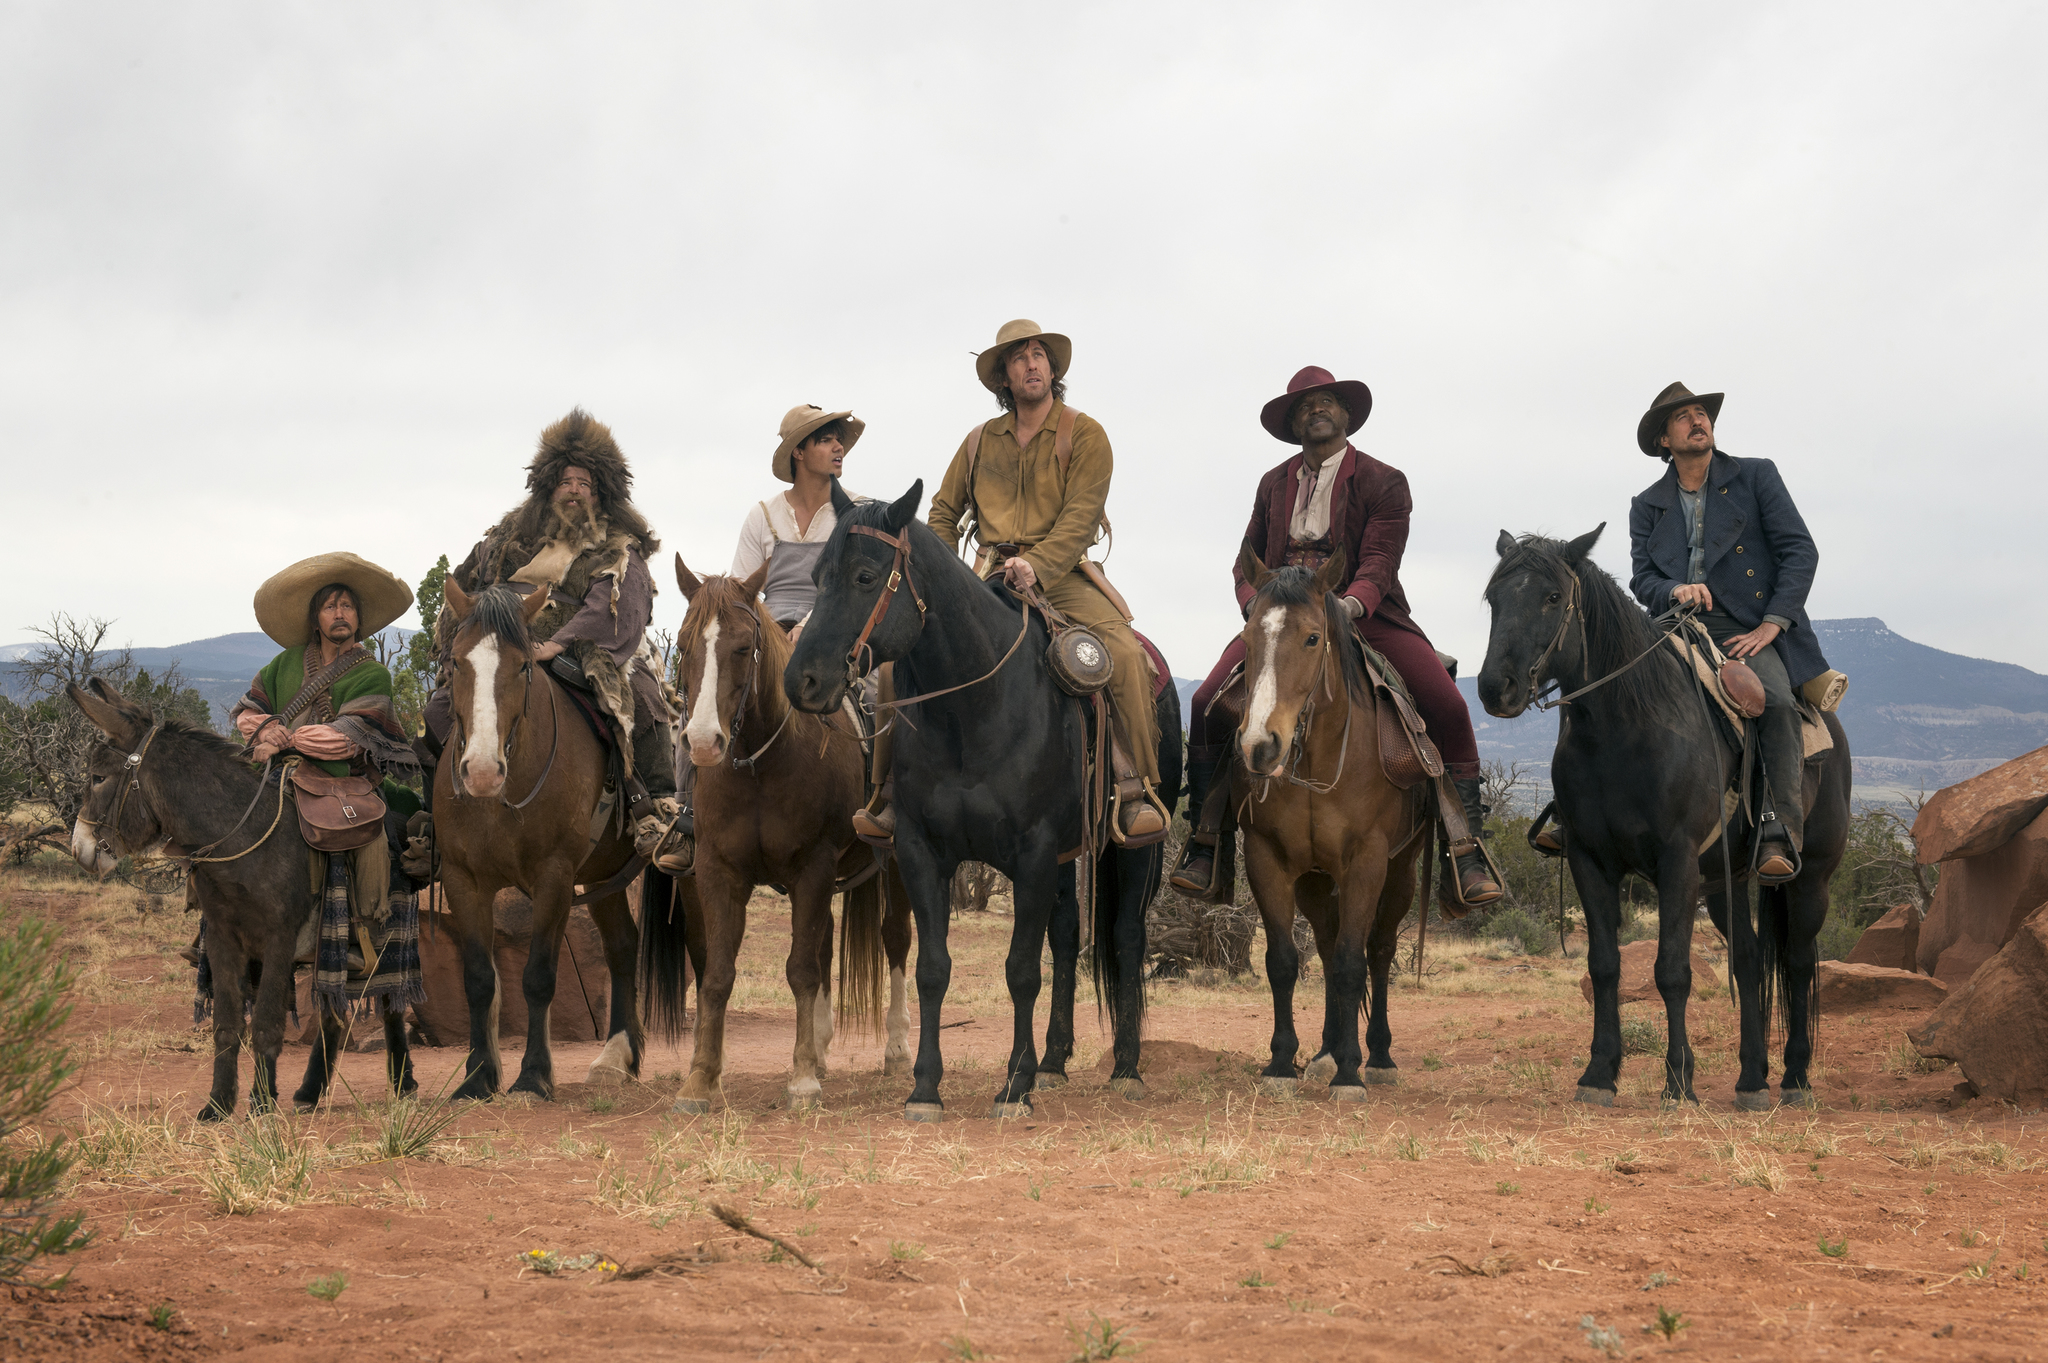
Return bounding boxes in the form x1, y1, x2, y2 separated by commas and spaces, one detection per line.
1234, 547, 1431, 1099
436, 581, 648, 1101
639, 558, 908, 1112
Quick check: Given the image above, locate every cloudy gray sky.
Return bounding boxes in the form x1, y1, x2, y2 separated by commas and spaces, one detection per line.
5, 2, 2043, 680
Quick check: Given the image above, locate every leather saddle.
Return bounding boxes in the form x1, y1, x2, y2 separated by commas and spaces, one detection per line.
550, 655, 623, 752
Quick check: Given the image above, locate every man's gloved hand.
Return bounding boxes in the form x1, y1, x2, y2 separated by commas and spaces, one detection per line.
1340, 596, 1364, 620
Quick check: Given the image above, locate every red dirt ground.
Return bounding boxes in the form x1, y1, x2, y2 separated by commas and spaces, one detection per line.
4, 874, 2043, 1362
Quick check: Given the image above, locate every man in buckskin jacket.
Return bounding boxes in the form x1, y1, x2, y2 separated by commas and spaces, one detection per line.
421, 408, 681, 866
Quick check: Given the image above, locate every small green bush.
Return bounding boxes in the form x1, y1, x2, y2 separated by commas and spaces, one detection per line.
1, 917, 92, 1287
1480, 904, 1558, 957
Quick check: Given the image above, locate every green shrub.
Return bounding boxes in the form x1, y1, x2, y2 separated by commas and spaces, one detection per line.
1480, 904, 1558, 956
1, 917, 92, 1287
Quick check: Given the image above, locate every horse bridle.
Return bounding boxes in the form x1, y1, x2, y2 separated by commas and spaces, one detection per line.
843, 523, 927, 689
1244, 599, 1354, 798
448, 641, 560, 810
80, 722, 290, 865
1524, 561, 1695, 713
715, 598, 795, 775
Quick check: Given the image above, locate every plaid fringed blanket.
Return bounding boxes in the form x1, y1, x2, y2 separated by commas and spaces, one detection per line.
313, 853, 424, 1016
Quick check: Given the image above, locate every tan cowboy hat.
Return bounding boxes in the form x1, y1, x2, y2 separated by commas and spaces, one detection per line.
974, 318, 1072, 394
1637, 381, 1724, 456
772, 405, 866, 483
253, 552, 414, 648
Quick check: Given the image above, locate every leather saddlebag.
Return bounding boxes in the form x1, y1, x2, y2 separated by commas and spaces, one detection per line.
1047, 627, 1114, 697
1717, 658, 1768, 719
290, 765, 387, 852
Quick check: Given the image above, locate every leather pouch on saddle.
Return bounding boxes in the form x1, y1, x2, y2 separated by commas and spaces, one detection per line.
290, 764, 387, 853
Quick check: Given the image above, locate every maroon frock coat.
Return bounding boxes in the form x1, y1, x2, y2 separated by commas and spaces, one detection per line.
1232, 442, 1421, 637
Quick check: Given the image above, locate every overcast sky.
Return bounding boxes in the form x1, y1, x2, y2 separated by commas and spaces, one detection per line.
4, 3, 2044, 681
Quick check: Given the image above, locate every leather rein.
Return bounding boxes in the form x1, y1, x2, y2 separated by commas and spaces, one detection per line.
1526, 568, 1691, 712
843, 522, 1032, 716
714, 598, 796, 775
81, 722, 291, 866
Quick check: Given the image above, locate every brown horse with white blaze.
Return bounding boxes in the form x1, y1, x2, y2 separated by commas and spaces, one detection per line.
640, 557, 908, 1113
1235, 545, 1431, 1099
436, 579, 648, 1101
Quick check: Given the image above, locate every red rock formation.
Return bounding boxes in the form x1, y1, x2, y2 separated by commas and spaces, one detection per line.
1910, 903, 2048, 1108
1815, 960, 1947, 1012
1915, 809, 2048, 976
1844, 903, 1920, 971
1913, 745, 2048, 865
1578, 938, 1720, 1005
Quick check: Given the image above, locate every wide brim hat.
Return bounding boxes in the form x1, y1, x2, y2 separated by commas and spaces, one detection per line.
1636, 381, 1724, 456
1260, 366, 1373, 443
975, 318, 1072, 394
253, 552, 414, 648
772, 405, 865, 484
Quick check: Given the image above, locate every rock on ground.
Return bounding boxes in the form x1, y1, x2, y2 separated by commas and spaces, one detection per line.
1578, 938, 1721, 1005
1845, 903, 1921, 971
1815, 960, 1948, 1012
1910, 903, 2048, 1108
1913, 744, 2048, 865
414, 887, 619, 1046
1916, 808, 2048, 976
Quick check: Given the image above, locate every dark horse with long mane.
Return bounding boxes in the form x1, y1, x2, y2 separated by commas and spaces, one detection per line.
67, 680, 415, 1119
785, 481, 1182, 1120
1478, 527, 1850, 1109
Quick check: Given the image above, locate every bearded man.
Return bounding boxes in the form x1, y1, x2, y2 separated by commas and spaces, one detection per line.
923, 319, 1168, 844
422, 408, 681, 865
1174, 367, 1500, 906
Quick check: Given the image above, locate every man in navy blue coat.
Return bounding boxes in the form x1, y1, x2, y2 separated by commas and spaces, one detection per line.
1628, 382, 1828, 882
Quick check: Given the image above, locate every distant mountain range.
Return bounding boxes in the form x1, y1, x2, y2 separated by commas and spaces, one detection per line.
0, 629, 414, 718
1173, 618, 2048, 806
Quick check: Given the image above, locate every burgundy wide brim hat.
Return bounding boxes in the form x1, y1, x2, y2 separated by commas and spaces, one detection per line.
1260, 366, 1373, 443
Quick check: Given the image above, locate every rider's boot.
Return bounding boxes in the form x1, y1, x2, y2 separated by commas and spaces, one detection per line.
1169, 744, 1227, 894
630, 722, 693, 874
1754, 709, 1806, 884
1107, 732, 1169, 847
1446, 775, 1503, 908
851, 666, 896, 847
399, 725, 442, 882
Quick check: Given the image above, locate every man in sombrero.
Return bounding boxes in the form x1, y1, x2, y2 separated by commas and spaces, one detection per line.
420, 409, 681, 867
1174, 367, 1501, 906
1628, 382, 1825, 882
923, 319, 1169, 845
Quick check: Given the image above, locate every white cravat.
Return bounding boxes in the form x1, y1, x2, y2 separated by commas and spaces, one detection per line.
1289, 453, 1342, 541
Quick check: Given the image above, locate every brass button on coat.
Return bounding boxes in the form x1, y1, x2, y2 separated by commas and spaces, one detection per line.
1735, 545, 1744, 553
1747, 568, 1755, 576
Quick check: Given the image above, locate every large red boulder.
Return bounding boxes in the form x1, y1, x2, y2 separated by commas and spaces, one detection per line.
1916, 808, 2048, 976
1844, 903, 1921, 971
414, 887, 619, 1048
1910, 903, 2048, 1109
1913, 746, 2048, 865
1815, 960, 1948, 1013
1578, 938, 1720, 1005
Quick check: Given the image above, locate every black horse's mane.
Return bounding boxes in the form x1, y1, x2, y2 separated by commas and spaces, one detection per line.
1489, 534, 1686, 720
468, 585, 534, 652
1253, 566, 1372, 708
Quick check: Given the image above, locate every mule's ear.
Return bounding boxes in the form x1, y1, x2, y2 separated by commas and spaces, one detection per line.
88, 676, 122, 702
67, 680, 137, 741
1237, 540, 1274, 590
675, 553, 702, 601
1313, 549, 1350, 599
740, 559, 770, 603
442, 577, 474, 624
830, 477, 854, 516
886, 480, 924, 532
519, 585, 550, 625
1496, 529, 1517, 558
1563, 522, 1607, 564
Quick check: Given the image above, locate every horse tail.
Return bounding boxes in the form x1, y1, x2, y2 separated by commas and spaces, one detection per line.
1755, 882, 1805, 1057
836, 864, 887, 1039
637, 864, 691, 1043
1090, 844, 1158, 1030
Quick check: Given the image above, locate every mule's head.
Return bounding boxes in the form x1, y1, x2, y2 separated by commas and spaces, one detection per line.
675, 555, 775, 767
64, 678, 157, 874
784, 479, 925, 714
1234, 543, 1350, 779
1478, 525, 1603, 718
441, 578, 548, 798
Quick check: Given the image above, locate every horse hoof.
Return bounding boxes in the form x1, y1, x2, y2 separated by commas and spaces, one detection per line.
1033, 1071, 1069, 1091
1257, 1076, 1298, 1099
883, 1056, 913, 1078
293, 1099, 319, 1115
1303, 1054, 1337, 1086
904, 1102, 945, 1124
587, 1064, 632, 1089
196, 1103, 230, 1124
1574, 1086, 1616, 1108
670, 1096, 713, 1116
1364, 1068, 1399, 1086
1108, 1076, 1147, 1102
990, 1101, 1032, 1120
1660, 1095, 1701, 1111
1732, 1090, 1774, 1113
1780, 1086, 1818, 1109
785, 1086, 823, 1111
1329, 1084, 1370, 1104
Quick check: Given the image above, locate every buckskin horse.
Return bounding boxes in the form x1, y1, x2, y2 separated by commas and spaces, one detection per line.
1478, 527, 1850, 1109
638, 557, 909, 1113
1232, 547, 1433, 1099
784, 481, 1183, 1121
435, 580, 651, 1101
66, 679, 415, 1119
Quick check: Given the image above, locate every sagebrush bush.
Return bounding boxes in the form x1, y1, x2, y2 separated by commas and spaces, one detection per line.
1, 916, 92, 1286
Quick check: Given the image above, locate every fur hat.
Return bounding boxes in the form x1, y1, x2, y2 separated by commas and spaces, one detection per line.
526, 408, 635, 512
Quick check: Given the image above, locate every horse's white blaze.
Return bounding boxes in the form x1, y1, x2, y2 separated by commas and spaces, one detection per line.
684, 618, 725, 761
1242, 606, 1288, 754
461, 634, 505, 791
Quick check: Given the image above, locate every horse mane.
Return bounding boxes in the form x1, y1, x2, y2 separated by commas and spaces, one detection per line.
1253, 566, 1371, 709
1488, 534, 1685, 720
468, 585, 533, 652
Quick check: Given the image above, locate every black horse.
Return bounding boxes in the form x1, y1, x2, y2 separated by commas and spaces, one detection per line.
784, 481, 1181, 1120
1476, 528, 1850, 1109
67, 679, 415, 1120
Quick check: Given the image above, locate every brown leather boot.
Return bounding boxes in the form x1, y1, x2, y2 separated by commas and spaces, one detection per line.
1449, 776, 1502, 908
852, 798, 895, 847
1117, 791, 1167, 844
1168, 744, 1226, 895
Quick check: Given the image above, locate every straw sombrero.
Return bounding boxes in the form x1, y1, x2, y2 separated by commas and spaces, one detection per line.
772, 405, 866, 483
253, 552, 414, 647
974, 318, 1072, 394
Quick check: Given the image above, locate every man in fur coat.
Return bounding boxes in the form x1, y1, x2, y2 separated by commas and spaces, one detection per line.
423, 408, 682, 864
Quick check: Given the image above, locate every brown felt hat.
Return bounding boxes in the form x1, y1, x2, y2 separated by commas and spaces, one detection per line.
974, 318, 1072, 394
772, 405, 865, 483
1637, 381, 1724, 456
1260, 366, 1373, 443
253, 552, 413, 648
